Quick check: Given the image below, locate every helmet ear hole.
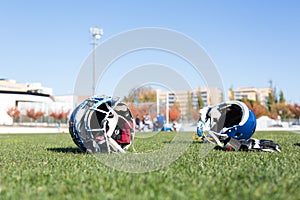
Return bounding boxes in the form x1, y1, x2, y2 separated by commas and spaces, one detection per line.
234, 132, 242, 137
108, 112, 114, 118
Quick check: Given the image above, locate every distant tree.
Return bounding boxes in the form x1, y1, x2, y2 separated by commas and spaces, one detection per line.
169, 105, 181, 121
289, 104, 300, 120
229, 87, 235, 101
266, 90, 275, 111
269, 103, 292, 120
279, 90, 286, 103
122, 95, 134, 103
7, 106, 21, 123
191, 109, 200, 121
264, 81, 292, 120
197, 91, 204, 109
255, 94, 259, 102
138, 89, 156, 103
185, 92, 193, 121
127, 103, 139, 118
240, 98, 268, 118
127, 103, 154, 120
26, 108, 45, 121
141, 104, 154, 118
252, 104, 268, 118
240, 98, 254, 108
124, 86, 156, 103
266, 80, 276, 111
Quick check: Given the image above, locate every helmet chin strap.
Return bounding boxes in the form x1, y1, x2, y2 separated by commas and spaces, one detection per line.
107, 137, 126, 153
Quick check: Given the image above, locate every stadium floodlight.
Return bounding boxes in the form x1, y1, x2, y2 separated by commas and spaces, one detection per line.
90, 27, 103, 39
90, 26, 103, 96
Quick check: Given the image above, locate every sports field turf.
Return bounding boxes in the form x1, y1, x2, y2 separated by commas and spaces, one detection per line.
0, 131, 299, 200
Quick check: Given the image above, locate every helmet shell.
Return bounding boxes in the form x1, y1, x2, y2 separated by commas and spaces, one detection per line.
69, 96, 135, 153
222, 101, 256, 140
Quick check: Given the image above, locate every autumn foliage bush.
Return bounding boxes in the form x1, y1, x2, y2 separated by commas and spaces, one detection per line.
26, 108, 45, 121
7, 107, 21, 123
168, 105, 181, 121
7, 107, 21, 118
289, 104, 300, 119
49, 110, 70, 122
241, 98, 300, 120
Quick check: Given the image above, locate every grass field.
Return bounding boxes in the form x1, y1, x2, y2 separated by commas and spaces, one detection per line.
0, 131, 299, 200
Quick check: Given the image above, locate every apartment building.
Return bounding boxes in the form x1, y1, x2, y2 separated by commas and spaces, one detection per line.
229, 87, 271, 106
158, 87, 223, 118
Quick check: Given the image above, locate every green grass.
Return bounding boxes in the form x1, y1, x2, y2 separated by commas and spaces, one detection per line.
0, 131, 299, 200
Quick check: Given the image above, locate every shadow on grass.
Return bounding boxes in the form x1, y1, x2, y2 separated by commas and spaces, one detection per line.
162, 141, 193, 144
294, 143, 300, 147
47, 147, 83, 154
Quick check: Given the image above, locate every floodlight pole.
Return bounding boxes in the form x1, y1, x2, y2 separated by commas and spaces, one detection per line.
92, 36, 96, 96
90, 26, 103, 96
156, 89, 160, 115
166, 93, 169, 126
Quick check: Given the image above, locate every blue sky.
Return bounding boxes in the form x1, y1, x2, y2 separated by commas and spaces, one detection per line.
1, 0, 299, 103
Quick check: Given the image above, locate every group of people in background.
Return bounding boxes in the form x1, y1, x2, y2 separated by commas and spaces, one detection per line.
135, 113, 155, 131
135, 113, 180, 132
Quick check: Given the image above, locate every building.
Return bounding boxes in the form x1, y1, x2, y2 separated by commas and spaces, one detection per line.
0, 79, 53, 95
229, 87, 271, 106
0, 79, 74, 125
158, 87, 223, 119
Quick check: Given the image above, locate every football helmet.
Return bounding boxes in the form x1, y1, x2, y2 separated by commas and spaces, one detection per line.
69, 95, 135, 153
196, 101, 256, 147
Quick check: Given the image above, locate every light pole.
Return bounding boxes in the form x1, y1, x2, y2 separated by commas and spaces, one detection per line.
89, 26, 103, 96
166, 92, 169, 126
156, 89, 160, 115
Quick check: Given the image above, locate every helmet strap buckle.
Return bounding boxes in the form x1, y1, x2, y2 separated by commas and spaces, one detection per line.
224, 137, 241, 151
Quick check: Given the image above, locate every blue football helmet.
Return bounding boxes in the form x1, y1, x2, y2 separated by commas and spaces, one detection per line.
69, 95, 135, 153
196, 101, 256, 146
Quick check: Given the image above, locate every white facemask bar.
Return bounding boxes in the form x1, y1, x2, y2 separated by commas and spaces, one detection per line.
202, 106, 227, 147
205, 131, 224, 147
86, 99, 132, 154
